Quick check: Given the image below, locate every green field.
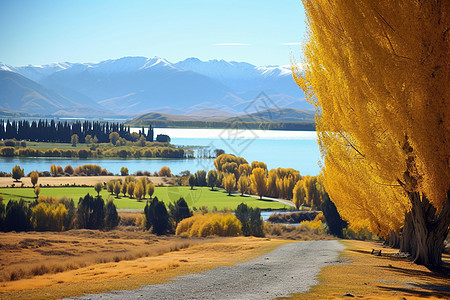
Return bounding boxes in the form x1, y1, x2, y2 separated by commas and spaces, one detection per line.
0, 186, 288, 210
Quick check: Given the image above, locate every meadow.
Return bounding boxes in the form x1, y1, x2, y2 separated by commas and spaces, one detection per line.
0, 186, 289, 210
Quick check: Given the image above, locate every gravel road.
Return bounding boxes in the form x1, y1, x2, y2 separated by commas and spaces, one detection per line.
68, 240, 345, 300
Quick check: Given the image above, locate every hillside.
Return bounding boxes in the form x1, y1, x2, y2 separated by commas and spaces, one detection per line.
0, 70, 103, 116
128, 108, 316, 130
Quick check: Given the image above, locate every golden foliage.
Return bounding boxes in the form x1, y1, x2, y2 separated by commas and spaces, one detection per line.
31, 202, 67, 232
175, 213, 242, 237
250, 168, 267, 199
295, 0, 449, 237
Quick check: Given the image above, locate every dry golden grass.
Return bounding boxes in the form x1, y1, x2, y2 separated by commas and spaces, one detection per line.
0, 175, 175, 188
0, 230, 289, 299
289, 240, 450, 299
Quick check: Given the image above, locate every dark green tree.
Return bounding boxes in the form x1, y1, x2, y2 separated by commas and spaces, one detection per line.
321, 194, 347, 238
188, 175, 195, 190
77, 194, 105, 229
4, 199, 31, 232
235, 203, 264, 237
105, 200, 120, 230
169, 197, 192, 226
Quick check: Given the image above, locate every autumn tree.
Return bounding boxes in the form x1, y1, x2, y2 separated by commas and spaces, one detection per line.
30, 171, 39, 187
127, 182, 135, 198
134, 181, 145, 200
12, 165, 24, 182
250, 168, 267, 200
147, 182, 155, 199
237, 175, 250, 196
34, 186, 40, 198
159, 166, 171, 177
251, 161, 267, 171
238, 164, 252, 177
120, 167, 129, 176
293, 180, 306, 209
207, 170, 218, 190
296, 0, 449, 267
223, 173, 237, 196
109, 132, 120, 145
94, 182, 102, 196
114, 181, 121, 197
188, 175, 195, 190
71, 134, 79, 147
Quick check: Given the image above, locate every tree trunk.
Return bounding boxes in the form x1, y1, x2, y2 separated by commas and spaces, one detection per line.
388, 230, 400, 249
406, 190, 450, 268
400, 212, 417, 257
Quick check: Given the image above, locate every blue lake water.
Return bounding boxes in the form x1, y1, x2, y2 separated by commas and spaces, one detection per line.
0, 128, 321, 176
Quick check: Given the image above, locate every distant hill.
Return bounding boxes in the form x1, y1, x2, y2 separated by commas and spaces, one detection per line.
0, 70, 104, 116
0, 56, 310, 118
129, 107, 316, 126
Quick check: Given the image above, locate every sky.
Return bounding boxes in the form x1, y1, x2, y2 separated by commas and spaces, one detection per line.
0, 0, 307, 67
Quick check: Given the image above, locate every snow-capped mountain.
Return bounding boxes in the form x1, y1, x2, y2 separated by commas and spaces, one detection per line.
0, 56, 309, 117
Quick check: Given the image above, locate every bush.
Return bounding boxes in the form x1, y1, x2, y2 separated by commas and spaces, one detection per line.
169, 197, 192, 226
0, 147, 15, 157
31, 202, 67, 231
64, 165, 74, 175
175, 213, 242, 237
235, 203, 264, 237
74, 164, 102, 176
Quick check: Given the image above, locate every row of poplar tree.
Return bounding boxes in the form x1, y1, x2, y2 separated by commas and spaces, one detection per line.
0, 119, 154, 143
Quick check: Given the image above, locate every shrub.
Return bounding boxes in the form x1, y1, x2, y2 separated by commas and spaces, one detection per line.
169, 197, 192, 226
64, 165, 74, 175
175, 213, 242, 237
235, 203, 264, 237
0, 147, 15, 157
31, 202, 67, 231
74, 164, 102, 176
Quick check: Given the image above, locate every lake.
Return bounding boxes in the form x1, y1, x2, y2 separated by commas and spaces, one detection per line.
0, 128, 321, 176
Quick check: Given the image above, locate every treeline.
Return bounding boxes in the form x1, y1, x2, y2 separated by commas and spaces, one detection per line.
184, 154, 327, 210
129, 119, 316, 131
0, 145, 187, 159
0, 119, 154, 143
0, 195, 120, 232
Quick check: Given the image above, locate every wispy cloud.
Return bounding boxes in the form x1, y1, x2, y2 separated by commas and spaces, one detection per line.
214, 43, 250, 46
281, 42, 303, 45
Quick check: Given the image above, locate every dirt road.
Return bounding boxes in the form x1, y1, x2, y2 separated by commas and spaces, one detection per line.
69, 240, 345, 300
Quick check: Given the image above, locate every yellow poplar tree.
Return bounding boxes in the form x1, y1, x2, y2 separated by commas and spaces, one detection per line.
296, 0, 449, 266
251, 168, 267, 200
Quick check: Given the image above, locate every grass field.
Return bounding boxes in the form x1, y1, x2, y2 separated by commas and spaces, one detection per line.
0, 186, 289, 210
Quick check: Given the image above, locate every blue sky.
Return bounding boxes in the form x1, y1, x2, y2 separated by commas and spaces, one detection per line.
0, 0, 307, 67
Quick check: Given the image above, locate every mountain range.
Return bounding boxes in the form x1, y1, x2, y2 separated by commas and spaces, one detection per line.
0, 56, 310, 118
